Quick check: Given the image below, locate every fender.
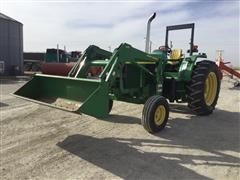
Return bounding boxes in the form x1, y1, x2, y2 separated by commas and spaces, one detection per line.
179, 53, 207, 82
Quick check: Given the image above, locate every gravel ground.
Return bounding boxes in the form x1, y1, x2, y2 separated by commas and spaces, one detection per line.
0, 77, 239, 180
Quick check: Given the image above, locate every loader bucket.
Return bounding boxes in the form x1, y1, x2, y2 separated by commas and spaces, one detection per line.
13, 74, 110, 118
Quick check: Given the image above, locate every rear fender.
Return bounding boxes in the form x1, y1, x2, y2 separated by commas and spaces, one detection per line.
178, 53, 207, 82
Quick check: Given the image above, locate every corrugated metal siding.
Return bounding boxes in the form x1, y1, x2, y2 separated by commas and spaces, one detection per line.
0, 20, 9, 74
19, 23, 23, 74
0, 17, 23, 75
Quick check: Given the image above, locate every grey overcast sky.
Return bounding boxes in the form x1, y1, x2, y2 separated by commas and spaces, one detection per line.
0, 0, 239, 66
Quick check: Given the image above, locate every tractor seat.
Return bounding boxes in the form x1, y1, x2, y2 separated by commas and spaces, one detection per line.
168, 49, 182, 64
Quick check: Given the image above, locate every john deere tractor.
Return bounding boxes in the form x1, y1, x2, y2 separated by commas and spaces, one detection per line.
14, 15, 221, 133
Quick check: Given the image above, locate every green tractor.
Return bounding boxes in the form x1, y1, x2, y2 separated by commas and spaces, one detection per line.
14, 15, 221, 133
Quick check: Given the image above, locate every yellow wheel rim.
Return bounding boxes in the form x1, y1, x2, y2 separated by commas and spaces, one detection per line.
154, 105, 166, 126
204, 72, 218, 106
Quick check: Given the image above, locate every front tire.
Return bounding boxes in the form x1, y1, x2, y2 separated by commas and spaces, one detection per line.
187, 60, 221, 115
142, 96, 169, 133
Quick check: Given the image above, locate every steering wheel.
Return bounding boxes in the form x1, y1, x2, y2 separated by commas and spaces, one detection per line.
159, 46, 172, 54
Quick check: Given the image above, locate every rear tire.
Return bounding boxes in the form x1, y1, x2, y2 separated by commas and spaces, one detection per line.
186, 60, 221, 115
142, 96, 169, 133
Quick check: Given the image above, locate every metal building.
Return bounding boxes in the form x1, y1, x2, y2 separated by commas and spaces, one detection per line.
0, 13, 23, 75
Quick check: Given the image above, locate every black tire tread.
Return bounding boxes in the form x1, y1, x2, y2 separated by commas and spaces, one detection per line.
187, 60, 221, 115
142, 96, 169, 133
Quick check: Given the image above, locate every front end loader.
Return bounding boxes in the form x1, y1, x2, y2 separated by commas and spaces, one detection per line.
14, 21, 221, 133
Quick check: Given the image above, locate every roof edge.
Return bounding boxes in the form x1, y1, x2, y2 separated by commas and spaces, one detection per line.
0, 12, 22, 24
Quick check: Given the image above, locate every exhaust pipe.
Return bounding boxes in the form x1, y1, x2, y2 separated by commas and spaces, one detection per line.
145, 12, 156, 53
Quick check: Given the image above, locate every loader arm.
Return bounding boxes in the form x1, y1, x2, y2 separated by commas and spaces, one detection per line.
68, 45, 112, 78
99, 43, 165, 97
